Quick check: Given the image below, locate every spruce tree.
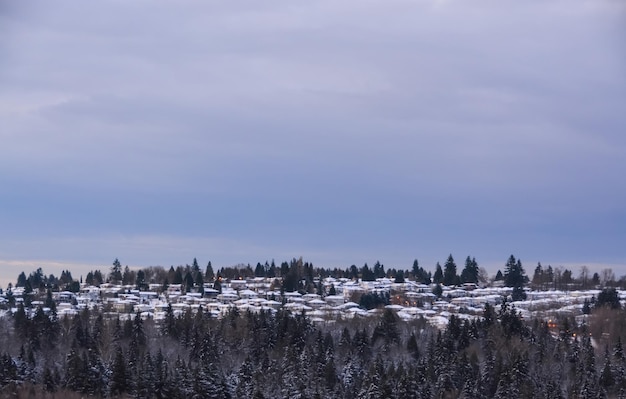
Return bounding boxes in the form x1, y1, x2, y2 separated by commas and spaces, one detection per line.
433, 263, 443, 284
460, 256, 479, 284
109, 346, 128, 396
503, 255, 527, 301
443, 254, 458, 286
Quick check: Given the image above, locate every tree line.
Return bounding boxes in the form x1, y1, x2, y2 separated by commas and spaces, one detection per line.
8, 254, 508, 293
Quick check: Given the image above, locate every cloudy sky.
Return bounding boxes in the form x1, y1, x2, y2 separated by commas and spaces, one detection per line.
1, 0, 625, 286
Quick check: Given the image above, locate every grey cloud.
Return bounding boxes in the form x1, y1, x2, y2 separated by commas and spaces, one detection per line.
1, 0, 625, 276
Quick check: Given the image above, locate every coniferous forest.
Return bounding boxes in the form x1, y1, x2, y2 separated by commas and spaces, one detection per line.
1, 259, 626, 398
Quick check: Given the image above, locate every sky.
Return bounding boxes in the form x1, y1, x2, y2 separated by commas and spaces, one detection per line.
1, 0, 625, 287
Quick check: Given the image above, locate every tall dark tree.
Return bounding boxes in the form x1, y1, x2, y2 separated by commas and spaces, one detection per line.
184, 272, 194, 293
532, 263, 544, 288
16, 272, 27, 288
122, 265, 133, 285
503, 255, 527, 301
205, 262, 215, 282
373, 261, 385, 279
93, 269, 104, 285
268, 260, 277, 278
433, 263, 444, 284
254, 262, 265, 277
173, 268, 184, 285
192, 258, 200, 274
460, 256, 479, 284
110, 346, 128, 396
596, 288, 620, 309
433, 283, 443, 298
195, 272, 205, 295
361, 263, 375, 282
45, 289, 56, 313
442, 255, 458, 286
213, 278, 222, 294
110, 258, 123, 284
372, 309, 400, 347
412, 259, 432, 284
412, 259, 421, 280
135, 269, 146, 291
85, 271, 95, 286
349, 265, 359, 280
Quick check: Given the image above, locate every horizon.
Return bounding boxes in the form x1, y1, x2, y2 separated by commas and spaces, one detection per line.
2, 255, 624, 291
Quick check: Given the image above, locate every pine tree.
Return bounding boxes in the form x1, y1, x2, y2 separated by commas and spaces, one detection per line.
494, 269, 504, 281
110, 258, 123, 284
433, 283, 443, 298
13, 304, 28, 341
600, 345, 615, 391
64, 348, 85, 392
236, 357, 256, 399
162, 303, 177, 339
153, 349, 169, 399
503, 255, 527, 301
407, 332, 420, 361
443, 254, 458, 286
372, 308, 399, 347
596, 288, 621, 309
109, 346, 128, 396
460, 256, 479, 284
43, 365, 56, 393
433, 263, 443, 284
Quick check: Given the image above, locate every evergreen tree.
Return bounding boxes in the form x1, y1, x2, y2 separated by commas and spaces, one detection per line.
503, 255, 527, 301
135, 269, 146, 290
184, 272, 194, 293
94, 269, 104, 285
433, 283, 443, 298
43, 365, 56, 393
407, 332, 420, 361
596, 287, 620, 309
85, 271, 94, 286
255, 262, 266, 277
433, 263, 443, 284
443, 254, 458, 286
174, 267, 184, 285
122, 265, 133, 285
532, 263, 544, 287
192, 257, 200, 274
13, 304, 28, 340
110, 258, 123, 283
361, 263, 375, 282
16, 272, 27, 287
130, 312, 146, 360
196, 271, 205, 295
411, 259, 432, 285
373, 261, 385, 279
109, 346, 128, 396
600, 345, 615, 391
214, 277, 223, 293
372, 309, 400, 347
64, 348, 86, 392
412, 259, 421, 280
460, 256, 479, 284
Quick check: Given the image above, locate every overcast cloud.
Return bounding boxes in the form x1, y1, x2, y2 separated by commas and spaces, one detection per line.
1, 0, 625, 285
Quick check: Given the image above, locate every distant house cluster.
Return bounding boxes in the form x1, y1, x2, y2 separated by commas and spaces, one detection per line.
2, 275, 620, 330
